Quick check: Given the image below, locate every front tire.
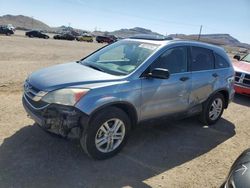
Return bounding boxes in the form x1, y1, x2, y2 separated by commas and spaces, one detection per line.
199, 93, 225, 125
80, 107, 131, 160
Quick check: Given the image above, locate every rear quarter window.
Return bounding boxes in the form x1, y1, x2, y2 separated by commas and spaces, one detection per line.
214, 53, 229, 69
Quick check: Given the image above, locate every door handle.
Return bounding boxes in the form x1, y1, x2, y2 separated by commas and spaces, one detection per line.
180, 77, 190, 82
212, 73, 219, 78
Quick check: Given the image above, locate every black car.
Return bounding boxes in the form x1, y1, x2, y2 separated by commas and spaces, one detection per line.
96, 35, 117, 43
0, 26, 14, 36
25, 30, 49, 39
53, 33, 75, 41
222, 148, 250, 188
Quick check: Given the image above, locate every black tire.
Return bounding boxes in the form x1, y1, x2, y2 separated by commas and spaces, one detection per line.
80, 107, 131, 160
199, 93, 225, 125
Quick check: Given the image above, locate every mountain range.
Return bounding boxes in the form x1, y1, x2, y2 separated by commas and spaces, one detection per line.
0, 14, 249, 49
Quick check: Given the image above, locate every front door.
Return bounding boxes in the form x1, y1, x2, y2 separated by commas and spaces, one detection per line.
140, 46, 192, 121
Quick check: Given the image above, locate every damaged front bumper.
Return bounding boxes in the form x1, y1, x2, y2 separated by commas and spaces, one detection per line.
22, 94, 88, 139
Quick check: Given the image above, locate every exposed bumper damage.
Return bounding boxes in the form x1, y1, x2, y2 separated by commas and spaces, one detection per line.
22, 95, 88, 139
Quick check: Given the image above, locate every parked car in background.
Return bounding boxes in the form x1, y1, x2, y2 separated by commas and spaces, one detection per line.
96, 35, 117, 43
25, 30, 49, 39
221, 148, 250, 188
0, 25, 14, 35
22, 37, 234, 159
53, 33, 75, 41
233, 53, 250, 96
76, 34, 93, 42
6, 24, 15, 32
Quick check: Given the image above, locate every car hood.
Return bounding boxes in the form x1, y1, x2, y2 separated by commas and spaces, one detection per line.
233, 61, 250, 73
28, 62, 122, 91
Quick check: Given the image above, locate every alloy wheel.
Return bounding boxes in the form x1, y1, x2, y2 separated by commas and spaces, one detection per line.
95, 118, 125, 153
209, 98, 223, 121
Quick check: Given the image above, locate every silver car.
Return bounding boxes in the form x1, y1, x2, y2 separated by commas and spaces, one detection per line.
23, 36, 235, 159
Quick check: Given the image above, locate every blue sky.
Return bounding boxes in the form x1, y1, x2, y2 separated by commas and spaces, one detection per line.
0, 0, 249, 43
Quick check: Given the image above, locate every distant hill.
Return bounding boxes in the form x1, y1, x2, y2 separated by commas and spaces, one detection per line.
111, 27, 162, 38
0, 14, 249, 49
51, 25, 88, 34
92, 27, 162, 38
169, 33, 250, 49
0, 14, 51, 31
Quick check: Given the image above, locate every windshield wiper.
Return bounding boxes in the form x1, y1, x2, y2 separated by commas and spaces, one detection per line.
84, 64, 105, 72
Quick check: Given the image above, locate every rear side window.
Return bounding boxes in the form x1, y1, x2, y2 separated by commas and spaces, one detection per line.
214, 53, 229, 69
191, 46, 214, 71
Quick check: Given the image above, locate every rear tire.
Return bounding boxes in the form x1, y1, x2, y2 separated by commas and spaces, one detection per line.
80, 107, 131, 160
199, 93, 225, 125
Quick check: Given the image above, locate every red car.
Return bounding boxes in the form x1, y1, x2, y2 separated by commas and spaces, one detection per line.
233, 53, 250, 96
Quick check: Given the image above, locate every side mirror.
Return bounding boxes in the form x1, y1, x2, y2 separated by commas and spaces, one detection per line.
148, 68, 170, 79
233, 55, 241, 61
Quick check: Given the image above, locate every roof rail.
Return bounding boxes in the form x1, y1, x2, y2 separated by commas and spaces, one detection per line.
129, 34, 173, 41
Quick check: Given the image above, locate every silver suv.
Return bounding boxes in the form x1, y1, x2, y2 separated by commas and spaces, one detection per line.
23, 36, 235, 159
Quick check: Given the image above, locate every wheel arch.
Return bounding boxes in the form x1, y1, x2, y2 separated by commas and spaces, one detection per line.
209, 88, 230, 109
89, 102, 138, 128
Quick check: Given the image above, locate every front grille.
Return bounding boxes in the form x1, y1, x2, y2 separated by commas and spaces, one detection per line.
243, 78, 250, 85
235, 72, 241, 82
245, 74, 250, 79
24, 94, 48, 109
24, 81, 41, 99
235, 71, 250, 87
23, 81, 48, 109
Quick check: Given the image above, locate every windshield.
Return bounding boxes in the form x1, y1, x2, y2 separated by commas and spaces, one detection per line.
242, 54, 250, 63
80, 40, 159, 75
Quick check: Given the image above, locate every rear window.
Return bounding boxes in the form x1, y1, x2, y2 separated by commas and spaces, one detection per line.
191, 46, 214, 71
214, 53, 229, 69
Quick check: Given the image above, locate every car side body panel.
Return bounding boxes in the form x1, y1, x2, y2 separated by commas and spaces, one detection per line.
75, 79, 142, 120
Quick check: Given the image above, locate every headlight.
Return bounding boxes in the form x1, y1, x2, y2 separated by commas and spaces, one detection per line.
42, 88, 89, 106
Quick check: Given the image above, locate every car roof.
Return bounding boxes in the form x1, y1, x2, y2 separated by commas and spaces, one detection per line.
124, 38, 225, 53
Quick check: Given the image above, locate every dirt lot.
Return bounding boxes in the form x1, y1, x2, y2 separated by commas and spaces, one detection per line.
0, 31, 250, 188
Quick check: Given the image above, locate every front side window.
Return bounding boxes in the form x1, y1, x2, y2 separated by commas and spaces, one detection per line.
191, 46, 214, 71
150, 46, 188, 74
81, 40, 159, 75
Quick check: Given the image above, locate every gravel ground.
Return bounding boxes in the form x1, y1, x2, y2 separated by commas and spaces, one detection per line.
0, 31, 249, 188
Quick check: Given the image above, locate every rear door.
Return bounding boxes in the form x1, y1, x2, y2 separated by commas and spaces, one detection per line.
189, 46, 218, 105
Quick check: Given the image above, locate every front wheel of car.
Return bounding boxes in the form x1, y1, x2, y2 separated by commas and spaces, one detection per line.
80, 107, 131, 160
199, 93, 225, 125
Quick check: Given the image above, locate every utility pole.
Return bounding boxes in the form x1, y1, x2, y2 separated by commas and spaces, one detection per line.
31, 16, 34, 30
198, 25, 202, 40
